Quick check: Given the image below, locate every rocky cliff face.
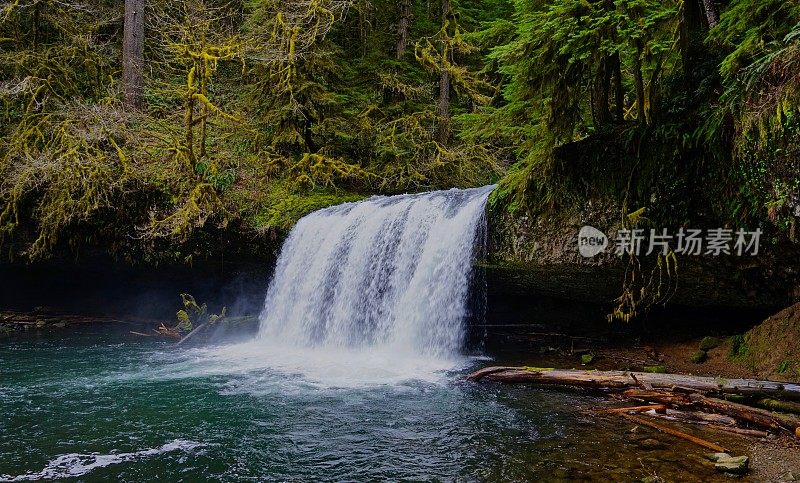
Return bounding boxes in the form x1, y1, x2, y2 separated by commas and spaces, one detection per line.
486, 199, 800, 309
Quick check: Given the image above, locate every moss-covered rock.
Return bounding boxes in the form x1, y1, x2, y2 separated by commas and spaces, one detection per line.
691, 350, 708, 364
699, 337, 720, 351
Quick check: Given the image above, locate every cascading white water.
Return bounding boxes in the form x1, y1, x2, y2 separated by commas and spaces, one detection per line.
257, 186, 494, 360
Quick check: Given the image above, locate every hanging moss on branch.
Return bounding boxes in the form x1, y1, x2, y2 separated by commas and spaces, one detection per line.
0, 103, 139, 259
608, 207, 679, 323
288, 152, 375, 190
140, 182, 229, 242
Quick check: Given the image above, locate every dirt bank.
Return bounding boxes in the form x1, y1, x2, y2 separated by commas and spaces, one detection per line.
739, 303, 800, 381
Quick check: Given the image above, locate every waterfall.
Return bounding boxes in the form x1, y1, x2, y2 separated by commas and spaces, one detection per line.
257, 186, 494, 359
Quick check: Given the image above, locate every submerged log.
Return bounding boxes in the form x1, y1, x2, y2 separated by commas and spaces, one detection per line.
467, 367, 800, 401
619, 413, 728, 452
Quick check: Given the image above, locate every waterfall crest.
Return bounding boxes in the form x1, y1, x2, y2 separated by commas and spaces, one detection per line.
257, 186, 494, 359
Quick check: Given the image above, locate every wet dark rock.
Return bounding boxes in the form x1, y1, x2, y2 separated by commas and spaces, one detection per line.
713, 455, 749, 475
705, 452, 731, 462
638, 438, 665, 450
781, 471, 799, 481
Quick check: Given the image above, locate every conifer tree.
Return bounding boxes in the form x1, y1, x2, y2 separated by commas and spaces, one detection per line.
123, 0, 146, 108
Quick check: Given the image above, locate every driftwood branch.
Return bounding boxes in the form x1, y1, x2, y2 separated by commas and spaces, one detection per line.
601, 404, 667, 414
176, 318, 215, 346
620, 413, 729, 452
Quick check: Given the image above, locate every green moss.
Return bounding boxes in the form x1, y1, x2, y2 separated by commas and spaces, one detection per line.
253, 185, 366, 232
643, 365, 667, 374
699, 337, 720, 351
691, 350, 708, 364
729, 334, 750, 360
524, 366, 555, 372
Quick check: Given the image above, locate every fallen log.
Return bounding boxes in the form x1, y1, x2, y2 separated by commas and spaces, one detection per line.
706, 425, 768, 438
155, 323, 181, 339
618, 413, 728, 452
620, 390, 694, 405
467, 367, 800, 401
700, 396, 800, 434
621, 407, 768, 438
624, 389, 800, 435
602, 404, 667, 414
662, 408, 738, 427
756, 398, 800, 416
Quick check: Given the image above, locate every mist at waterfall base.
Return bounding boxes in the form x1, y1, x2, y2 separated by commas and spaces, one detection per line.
1, 187, 745, 481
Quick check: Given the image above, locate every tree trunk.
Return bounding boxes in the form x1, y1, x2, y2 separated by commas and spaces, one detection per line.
185, 80, 195, 164
646, 58, 663, 124
438, 62, 450, 143
702, 0, 719, 28
611, 52, 624, 122
591, 56, 612, 126
437, 0, 451, 144
396, 0, 412, 60
679, 0, 703, 91
32, 1, 40, 50
633, 40, 646, 123
467, 367, 800, 402
123, 0, 145, 109
199, 61, 208, 158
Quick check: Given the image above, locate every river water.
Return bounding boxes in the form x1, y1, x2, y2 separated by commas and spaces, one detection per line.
0, 330, 743, 482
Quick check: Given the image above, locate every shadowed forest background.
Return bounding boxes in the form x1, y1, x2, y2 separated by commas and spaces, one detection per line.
0, 0, 798, 265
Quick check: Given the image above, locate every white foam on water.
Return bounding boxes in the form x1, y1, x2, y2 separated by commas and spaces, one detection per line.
0, 440, 204, 482
205, 340, 468, 388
